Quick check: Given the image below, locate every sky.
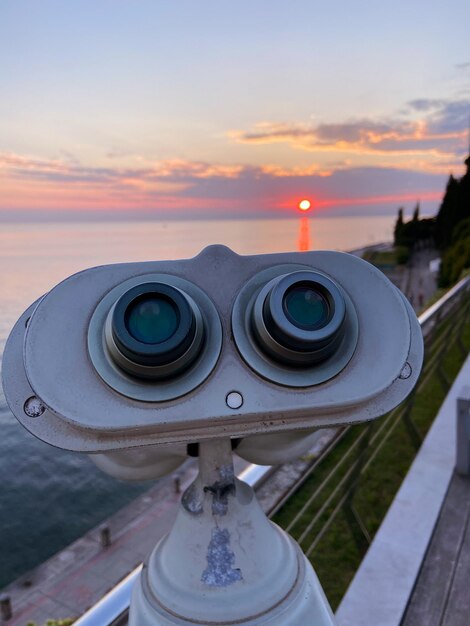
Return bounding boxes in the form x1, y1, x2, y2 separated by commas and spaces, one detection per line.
1, 0, 470, 220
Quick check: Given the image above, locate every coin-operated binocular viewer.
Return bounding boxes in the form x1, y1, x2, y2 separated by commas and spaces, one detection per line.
2, 246, 423, 625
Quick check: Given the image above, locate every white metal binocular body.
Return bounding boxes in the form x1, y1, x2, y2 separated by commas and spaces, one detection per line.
2, 245, 423, 480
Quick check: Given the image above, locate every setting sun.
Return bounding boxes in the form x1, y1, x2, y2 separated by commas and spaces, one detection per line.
299, 199, 311, 212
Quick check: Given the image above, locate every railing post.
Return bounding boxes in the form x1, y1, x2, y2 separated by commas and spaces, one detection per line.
435, 325, 452, 391
456, 386, 470, 475
457, 296, 470, 357
401, 392, 422, 451
99, 524, 111, 548
0, 594, 12, 620
342, 424, 372, 551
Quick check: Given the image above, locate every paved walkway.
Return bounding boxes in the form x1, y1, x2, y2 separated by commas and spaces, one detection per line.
402, 471, 470, 626
1, 461, 199, 625
403, 247, 439, 312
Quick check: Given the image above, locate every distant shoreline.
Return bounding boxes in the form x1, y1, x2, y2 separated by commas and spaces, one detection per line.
0, 210, 434, 223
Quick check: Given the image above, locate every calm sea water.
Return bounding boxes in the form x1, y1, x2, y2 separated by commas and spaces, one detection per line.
0, 215, 394, 587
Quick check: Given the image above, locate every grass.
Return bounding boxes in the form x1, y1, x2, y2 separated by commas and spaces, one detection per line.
26, 618, 75, 626
272, 296, 470, 610
362, 249, 396, 266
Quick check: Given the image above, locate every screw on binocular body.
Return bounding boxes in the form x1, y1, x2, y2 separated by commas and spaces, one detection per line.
400, 362, 413, 379
226, 391, 243, 409
23, 396, 45, 418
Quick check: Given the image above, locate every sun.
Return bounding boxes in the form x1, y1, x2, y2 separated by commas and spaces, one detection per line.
298, 199, 311, 212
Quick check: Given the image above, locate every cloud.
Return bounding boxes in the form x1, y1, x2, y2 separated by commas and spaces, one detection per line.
231, 117, 466, 156
229, 98, 470, 166
0, 153, 247, 191
425, 100, 470, 135
1, 93, 468, 217
456, 62, 470, 71
0, 149, 450, 217
408, 99, 447, 112
0, 152, 332, 189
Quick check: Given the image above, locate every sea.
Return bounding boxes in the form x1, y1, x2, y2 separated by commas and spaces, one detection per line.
0, 215, 394, 587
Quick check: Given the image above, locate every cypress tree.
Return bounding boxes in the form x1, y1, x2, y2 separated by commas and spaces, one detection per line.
394, 207, 404, 245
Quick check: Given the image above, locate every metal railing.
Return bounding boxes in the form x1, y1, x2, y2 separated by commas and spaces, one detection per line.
419, 275, 470, 337
75, 275, 470, 626
271, 275, 470, 606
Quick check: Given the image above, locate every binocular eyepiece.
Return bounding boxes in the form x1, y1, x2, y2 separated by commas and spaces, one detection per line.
252, 270, 346, 366
107, 282, 204, 380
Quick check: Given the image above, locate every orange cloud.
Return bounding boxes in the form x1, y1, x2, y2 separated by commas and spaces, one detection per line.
230, 120, 465, 156
228, 98, 470, 175
0, 148, 456, 217
151, 160, 244, 179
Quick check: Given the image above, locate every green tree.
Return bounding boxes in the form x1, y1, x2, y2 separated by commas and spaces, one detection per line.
435, 154, 470, 250
394, 207, 404, 245
439, 236, 470, 286
452, 217, 470, 243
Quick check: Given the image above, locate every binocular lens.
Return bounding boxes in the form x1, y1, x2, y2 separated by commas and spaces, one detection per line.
125, 295, 179, 345
91, 273, 221, 397
283, 284, 330, 330
252, 270, 346, 366
110, 283, 200, 373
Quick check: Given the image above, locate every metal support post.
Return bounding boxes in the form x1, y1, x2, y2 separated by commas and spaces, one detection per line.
129, 438, 336, 625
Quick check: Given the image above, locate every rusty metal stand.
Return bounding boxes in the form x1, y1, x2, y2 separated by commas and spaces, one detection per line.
129, 438, 336, 625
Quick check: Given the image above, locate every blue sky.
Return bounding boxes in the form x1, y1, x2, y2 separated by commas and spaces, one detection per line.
1, 0, 469, 217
